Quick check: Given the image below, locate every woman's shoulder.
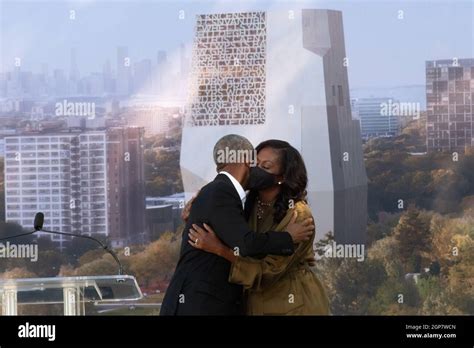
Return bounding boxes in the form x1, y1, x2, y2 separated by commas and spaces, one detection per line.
292, 200, 313, 220
275, 200, 314, 231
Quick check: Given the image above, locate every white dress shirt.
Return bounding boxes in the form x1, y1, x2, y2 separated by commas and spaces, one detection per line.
219, 171, 247, 209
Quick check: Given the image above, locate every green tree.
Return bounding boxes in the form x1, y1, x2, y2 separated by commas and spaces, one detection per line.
63, 233, 109, 265
27, 249, 68, 277
368, 278, 420, 315
393, 206, 431, 272
0, 222, 35, 244
314, 231, 334, 257
326, 258, 387, 315
128, 231, 180, 289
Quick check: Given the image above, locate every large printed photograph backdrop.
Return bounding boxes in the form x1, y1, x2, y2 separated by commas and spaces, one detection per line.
0, 0, 473, 315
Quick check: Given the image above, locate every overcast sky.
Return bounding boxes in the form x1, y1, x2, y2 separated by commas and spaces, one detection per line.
1, 0, 472, 88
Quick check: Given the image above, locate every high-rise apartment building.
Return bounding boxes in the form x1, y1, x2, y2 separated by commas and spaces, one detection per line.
426, 58, 474, 152
4, 127, 145, 248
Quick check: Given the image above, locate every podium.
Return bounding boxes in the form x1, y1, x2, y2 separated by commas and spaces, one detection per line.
0, 275, 143, 316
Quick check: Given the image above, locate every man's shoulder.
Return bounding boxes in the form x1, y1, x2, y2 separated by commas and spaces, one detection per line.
194, 175, 235, 203
201, 174, 233, 194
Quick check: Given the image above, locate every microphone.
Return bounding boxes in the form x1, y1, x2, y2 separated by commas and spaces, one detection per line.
34, 212, 44, 231
0, 212, 124, 275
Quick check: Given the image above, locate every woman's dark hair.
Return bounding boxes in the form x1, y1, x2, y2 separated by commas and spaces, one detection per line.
248, 139, 308, 224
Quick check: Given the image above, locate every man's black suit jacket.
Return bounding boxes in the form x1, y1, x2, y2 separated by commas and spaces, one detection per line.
160, 173, 294, 315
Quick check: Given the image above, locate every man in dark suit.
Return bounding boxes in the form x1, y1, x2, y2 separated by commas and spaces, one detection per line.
160, 134, 314, 315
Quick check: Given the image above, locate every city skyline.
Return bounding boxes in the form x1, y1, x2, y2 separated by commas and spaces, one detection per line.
1, 0, 472, 90
0, 45, 188, 99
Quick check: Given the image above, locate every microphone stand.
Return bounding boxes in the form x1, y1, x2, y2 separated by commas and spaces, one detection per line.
0, 228, 124, 275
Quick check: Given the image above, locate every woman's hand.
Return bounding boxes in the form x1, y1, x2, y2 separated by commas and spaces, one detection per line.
188, 223, 225, 255
188, 223, 238, 263
181, 190, 200, 222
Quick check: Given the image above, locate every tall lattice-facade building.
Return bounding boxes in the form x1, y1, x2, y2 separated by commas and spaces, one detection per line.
187, 12, 266, 126
181, 10, 368, 245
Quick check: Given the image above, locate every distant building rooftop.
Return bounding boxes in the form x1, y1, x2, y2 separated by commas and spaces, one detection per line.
146, 193, 185, 209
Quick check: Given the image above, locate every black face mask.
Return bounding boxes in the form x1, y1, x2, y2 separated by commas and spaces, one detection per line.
247, 166, 278, 190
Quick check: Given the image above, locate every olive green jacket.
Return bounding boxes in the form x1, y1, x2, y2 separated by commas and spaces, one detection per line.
229, 201, 330, 315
